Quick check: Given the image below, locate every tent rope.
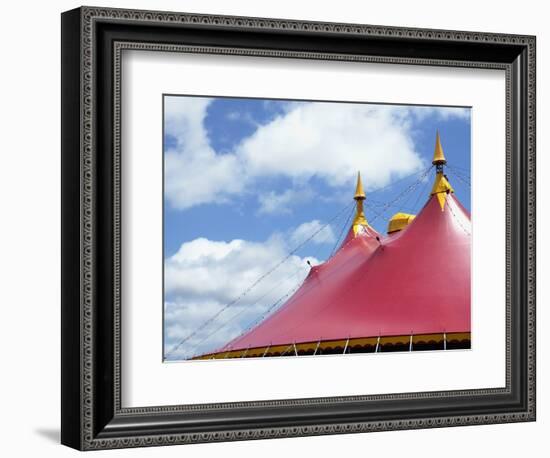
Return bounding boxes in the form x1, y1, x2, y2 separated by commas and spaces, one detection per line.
446, 162, 471, 174
329, 204, 355, 258
445, 198, 471, 236
188, 277, 303, 359
165, 200, 355, 358
183, 209, 352, 358
368, 166, 434, 225
446, 165, 470, 187
408, 170, 435, 214
367, 166, 433, 195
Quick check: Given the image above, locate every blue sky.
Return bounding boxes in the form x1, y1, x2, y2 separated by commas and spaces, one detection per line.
163, 95, 471, 361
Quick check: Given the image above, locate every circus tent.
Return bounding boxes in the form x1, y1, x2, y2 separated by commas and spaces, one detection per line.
194, 133, 471, 359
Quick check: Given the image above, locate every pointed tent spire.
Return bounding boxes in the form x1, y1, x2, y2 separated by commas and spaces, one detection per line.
430, 132, 453, 210
432, 130, 447, 166
354, 171, 366, 200
352, 172, 368, 234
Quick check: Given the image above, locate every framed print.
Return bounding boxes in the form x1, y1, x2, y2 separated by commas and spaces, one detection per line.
61, 6, 536, 450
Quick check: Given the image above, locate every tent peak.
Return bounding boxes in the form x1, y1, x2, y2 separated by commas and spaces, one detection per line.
432, 130, 447, 167
352, 172, 368, 235
430, 132, 454, 210
354, 171, 366, 200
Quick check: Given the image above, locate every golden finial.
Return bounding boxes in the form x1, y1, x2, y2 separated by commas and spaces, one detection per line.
430, 132, 453, 210
432, 130, 447, 166
354, 171, 366, 201
352, 172, 368, 234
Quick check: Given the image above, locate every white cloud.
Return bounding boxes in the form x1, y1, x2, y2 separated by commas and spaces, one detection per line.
164, 233, 320, 360
164, 98, 469, 211
164, 97, 245, 210
409, 106, 470, 121
164, 299, 245, 360
290, 219, 335, 246
257, 187, 314, 215
237, 103, 424, 189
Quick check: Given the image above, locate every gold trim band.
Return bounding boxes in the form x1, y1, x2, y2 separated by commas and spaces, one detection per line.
193, 332, 471, 360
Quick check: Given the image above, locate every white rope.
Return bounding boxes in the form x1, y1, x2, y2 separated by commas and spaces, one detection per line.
280, 343, 294, 356
188, 277, 301, 359
446, 197, 471, 235
313, 340, 321, 356
329, 205, 355, 258
343, 336, 350, 354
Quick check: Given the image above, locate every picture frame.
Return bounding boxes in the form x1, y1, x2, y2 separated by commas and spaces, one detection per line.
61, 5, 536, 450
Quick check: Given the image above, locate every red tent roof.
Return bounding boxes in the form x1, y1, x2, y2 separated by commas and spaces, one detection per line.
212, 192, 470, 355
195, 136, 471, 359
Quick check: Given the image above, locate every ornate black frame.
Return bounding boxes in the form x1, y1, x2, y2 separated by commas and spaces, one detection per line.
61, 6, 536, 450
